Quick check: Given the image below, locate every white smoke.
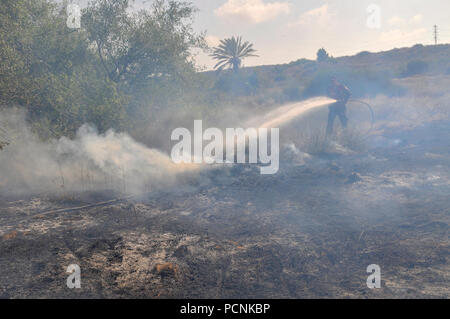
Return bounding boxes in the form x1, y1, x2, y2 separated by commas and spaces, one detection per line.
0, 109, 197, 197
0, 98, 336, 197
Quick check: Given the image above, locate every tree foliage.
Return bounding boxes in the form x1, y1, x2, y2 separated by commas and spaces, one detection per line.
0, 0, 205, 138
83, 0, 205, 88
316, 48, 330, 62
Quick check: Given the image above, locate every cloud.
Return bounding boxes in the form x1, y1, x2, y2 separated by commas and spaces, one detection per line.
388, 14, 423, 27
388, 16, 406, 27
288, 4, 336, 28
214, 0, 290, 24
410, 14, 423, 25
205, 35, 221, 48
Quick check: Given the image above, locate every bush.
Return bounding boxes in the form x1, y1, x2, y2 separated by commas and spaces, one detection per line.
288, 58, 312, 66
403, 60, 429, 77
355, 51, 371, 58
214, 72, 260, 96
282, 86, 302, 102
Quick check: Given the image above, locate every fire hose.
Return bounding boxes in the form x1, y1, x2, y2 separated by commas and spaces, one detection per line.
347, 99, 375, 137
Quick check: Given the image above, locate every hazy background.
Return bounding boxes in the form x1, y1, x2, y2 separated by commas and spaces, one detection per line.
66, 0, 450, 68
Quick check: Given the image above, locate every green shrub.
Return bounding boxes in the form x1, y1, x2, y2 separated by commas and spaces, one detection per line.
403, 60, 429, 77
355, 51, 371, 58
214, 71, 260, 96
282, 86, 302, 102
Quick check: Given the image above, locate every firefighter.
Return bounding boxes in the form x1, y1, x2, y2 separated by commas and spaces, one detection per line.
326, 77, 351, 136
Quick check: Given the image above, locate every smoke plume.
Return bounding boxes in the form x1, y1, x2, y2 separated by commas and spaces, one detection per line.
0, 109, 197, 197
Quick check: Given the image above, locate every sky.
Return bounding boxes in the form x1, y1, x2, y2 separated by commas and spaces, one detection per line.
71, 0, 450, 69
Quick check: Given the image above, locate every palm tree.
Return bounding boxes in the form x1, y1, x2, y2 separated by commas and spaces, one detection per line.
211, 36, 258, 72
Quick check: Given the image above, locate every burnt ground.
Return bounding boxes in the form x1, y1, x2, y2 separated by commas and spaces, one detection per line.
0, 120, 449, 299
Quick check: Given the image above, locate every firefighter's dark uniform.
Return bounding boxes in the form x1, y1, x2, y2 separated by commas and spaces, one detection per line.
326, 81, 351, 136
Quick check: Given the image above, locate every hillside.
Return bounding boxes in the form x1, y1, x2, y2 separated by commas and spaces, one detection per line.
201, 44, 450, 106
